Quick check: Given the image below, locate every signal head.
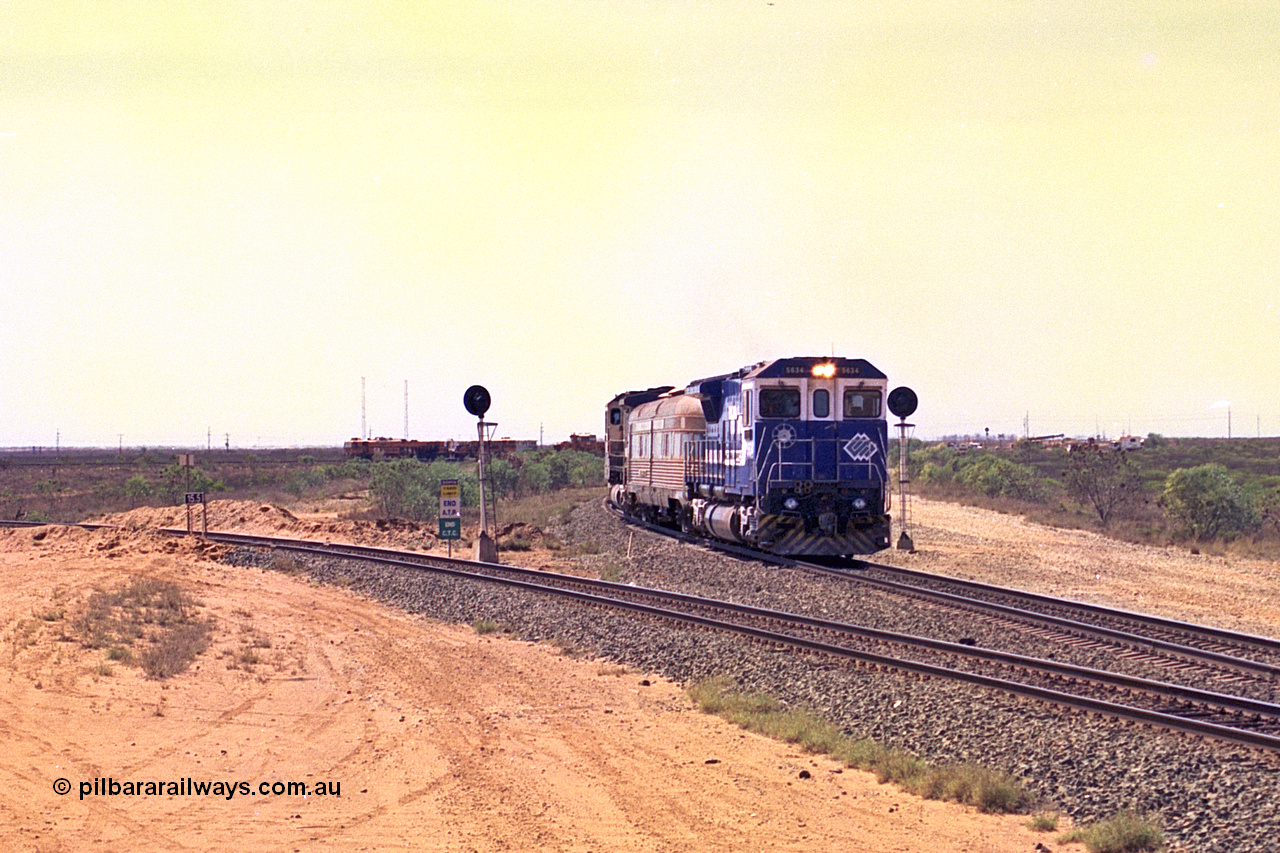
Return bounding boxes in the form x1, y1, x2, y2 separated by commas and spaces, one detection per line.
463, 385, 491, 418
887, 386, 918, 419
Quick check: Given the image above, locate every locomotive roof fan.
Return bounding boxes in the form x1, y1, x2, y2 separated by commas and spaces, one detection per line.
887, 386, 917, 551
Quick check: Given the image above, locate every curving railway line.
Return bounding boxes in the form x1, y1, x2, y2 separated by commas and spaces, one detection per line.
5, 515, 1280, 754
109, 520, 1280, 753
12, 510, 1280, 850
610, 506, 1280, 692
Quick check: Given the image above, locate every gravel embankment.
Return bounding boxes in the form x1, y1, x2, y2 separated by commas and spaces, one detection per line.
226, 498, 1280, 852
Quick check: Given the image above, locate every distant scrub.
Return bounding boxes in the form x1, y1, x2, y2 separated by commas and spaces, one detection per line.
368, 460, 478, 521
364, 448, 603, 522
906, 437, 1278, 553
913, 445, 1045, 502
1159, 463, 1260, 541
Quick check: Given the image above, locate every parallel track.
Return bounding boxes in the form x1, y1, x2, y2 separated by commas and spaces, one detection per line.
609, 506, 1280, 687
196, 527, 1280, 751
7, 518, 1279, 751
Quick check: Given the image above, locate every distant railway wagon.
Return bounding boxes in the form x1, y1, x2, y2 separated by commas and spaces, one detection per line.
608, 356, 900, 557
343, 437, 536, 461
555, 433, 605, 455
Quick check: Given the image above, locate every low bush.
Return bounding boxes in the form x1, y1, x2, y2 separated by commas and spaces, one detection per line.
1159, 463, 1260, 541
687, 677, 1029, 814
139, 619, 214, 678
1027, 813, 1059, 831
497, 533, 533, 551
1059, 810, 1164, 852
73, 578, 213, 679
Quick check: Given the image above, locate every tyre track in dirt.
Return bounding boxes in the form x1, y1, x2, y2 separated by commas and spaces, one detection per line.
0, 510, 1069, 853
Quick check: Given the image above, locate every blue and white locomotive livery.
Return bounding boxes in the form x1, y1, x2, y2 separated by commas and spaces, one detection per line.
606, 356, 895, 557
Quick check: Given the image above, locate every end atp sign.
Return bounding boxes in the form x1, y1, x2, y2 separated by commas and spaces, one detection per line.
438, 479, 461, 540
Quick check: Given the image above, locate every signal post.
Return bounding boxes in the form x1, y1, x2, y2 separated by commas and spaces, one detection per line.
464, 385, 498, 563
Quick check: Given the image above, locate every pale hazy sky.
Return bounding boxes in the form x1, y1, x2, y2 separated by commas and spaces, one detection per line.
4, 2, 1278, 447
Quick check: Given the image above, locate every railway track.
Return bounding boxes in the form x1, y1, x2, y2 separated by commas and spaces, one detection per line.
609, 506, 1280, 693
845, 558, 1280, 669
190, 527, 1280, 752
7, 517, 1280, 752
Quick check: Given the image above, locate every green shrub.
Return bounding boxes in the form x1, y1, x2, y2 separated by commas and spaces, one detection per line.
1063, 450, 1140, 526
123, 475, 154, 502
1059, 810, 1164, 852
519, 461, 552, 495
957, 456, 1047, 502
487, 458, 519, 499
367, 459, 478, 521
909, 444, 960, 482
1159, 463, 1260, 540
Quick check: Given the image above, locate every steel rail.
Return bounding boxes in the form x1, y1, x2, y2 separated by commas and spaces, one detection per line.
850, 558, 1280, 657
213, 530, 1280, 717
8, 518, 1278, 749
0, 520, 115, 531
198, 528, 1280, 751
608, 506, 1280, 680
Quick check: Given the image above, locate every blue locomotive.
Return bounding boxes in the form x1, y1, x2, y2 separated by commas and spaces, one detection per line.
607, 356, 897, 556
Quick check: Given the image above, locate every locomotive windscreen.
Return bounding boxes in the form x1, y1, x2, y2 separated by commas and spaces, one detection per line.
843, 390, 881, 418
759, 388, 801, 418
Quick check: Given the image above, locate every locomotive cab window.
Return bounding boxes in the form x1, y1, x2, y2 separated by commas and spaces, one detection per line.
812, 389, 830, 418
609, 408, 622, 425
843, 389, 881, 418
759, 387, 800, 418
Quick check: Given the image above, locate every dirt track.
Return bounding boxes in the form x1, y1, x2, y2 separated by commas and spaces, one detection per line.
0, 504, 1067, 852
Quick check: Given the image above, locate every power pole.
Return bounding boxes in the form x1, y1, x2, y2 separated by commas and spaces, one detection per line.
404, 380, 409, 440
361, 377, 367, 440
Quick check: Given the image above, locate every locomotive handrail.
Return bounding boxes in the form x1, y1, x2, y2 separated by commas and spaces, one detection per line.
762, 435, 818, 486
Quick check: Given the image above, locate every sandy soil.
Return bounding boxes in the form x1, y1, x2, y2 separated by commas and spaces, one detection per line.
0, 503, 1068, 853
878, 497, 1280, 637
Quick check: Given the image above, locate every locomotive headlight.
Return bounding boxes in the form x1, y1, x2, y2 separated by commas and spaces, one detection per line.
783, 497, 800, 511
811, 363, 836, 378
852, 497, 868, 510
